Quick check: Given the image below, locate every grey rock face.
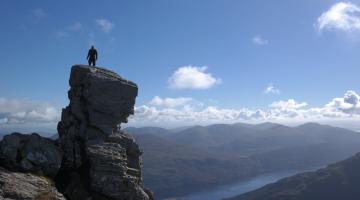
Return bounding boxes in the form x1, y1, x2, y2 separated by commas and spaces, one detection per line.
0, 133, 62, 178
86, 134, 149, 200
0, 65, 152, 200
58, 65, 138, 169
57, 65, 152, 200
68, 65, 137, 133
0, 167, 65, 200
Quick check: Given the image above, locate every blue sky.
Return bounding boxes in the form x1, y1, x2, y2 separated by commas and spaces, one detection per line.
1, 0, 360, 132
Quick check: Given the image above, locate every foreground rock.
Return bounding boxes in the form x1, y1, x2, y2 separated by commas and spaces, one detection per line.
0, 133, 62, 178
0, 65, 153, 200
0, 167, 65, 200
57, 65, 151, 200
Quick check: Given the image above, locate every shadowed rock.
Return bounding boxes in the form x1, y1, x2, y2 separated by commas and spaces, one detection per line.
0, 133, 62, 178
57, 65, 152, 200
0, 65, 152, 200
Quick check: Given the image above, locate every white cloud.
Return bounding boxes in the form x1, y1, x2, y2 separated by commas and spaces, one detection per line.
0, 118, 8, 125
253, 35, 269, 45
324, 90, 360, 114
96, 18, 114, 33
168, 66, 221, 89
270, 99, 308, 110
127, 91, 360, 128
32, 8, 46, 18
0, 97, 60, 125
316, 2, 360, 32
129, 105, 266, 127
264, 83, 281, 95
149, 96, 194, 108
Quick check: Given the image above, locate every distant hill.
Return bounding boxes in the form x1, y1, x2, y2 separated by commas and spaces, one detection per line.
226, 152, 360, 200
166, 122, 360, 156
124, 127, 173, 138
133, 133, 260, 198
127, 123, 360, 199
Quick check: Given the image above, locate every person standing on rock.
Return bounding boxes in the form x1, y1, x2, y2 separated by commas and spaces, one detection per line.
87, 46, 98, 66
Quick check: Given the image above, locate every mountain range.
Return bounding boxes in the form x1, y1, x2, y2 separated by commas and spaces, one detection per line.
124, 122, 360, 199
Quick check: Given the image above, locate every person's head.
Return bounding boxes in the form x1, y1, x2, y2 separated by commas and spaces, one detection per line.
91, 45, 94, 49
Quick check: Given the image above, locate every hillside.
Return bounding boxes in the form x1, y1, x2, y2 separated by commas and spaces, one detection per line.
127, 123, 360, 199
133, 133, 260, 198
226, 152, 360, 200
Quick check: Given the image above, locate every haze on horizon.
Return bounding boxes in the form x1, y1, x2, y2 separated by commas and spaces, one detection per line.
0, 0, 360, 133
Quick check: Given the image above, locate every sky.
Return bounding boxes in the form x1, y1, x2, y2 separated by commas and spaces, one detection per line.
0, 0, 360, 133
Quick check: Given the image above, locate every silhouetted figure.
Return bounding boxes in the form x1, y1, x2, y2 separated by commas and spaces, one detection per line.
87, 46, 98, 66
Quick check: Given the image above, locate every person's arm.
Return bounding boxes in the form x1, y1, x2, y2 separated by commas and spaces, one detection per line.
87, 50, 90, 59
95, 50, 98, 60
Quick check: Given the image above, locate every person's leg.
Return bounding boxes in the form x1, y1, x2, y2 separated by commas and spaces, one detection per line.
93, 60, 96, 66
89, 59, 95, 66
88, 59, 91, 66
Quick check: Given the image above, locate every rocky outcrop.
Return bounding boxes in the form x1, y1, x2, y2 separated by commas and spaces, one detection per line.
0, 65, 153, 200
0, 133, 62, 178
58, 65, 138, 169
0, 167, 65, 200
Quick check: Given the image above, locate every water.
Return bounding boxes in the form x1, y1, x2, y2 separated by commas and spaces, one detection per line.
174, 167, 322, 200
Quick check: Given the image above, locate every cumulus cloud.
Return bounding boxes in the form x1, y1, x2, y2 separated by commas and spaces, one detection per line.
316, 2, 360, 32
128, 91, 360, 127
270, 99, 308, 110
264, 83, 281, 95
253, 35, 269, 45
325, 90, 360, 114
168, 66, 221, 89
0, 97, 60, 125
149, 96, 194, 108
129, 105, 266, 126
96, 18, 114, 33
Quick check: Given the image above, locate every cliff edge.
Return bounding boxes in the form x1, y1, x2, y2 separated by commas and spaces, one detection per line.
0, 65, 153, 200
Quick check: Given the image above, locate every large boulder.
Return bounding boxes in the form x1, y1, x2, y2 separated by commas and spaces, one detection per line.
56, 65, 152, 200
0, 167, 65, 200
58, 65, 138, 169
68, 65, 138, 134
0, 133, 62, 178
0, 65, 152, 200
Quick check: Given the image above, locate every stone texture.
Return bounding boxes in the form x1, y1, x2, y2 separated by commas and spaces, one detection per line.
0, 65, 152, 200
0, 167, 65, 200
0, 133, 62, 178
68, 65, 137, 132
58, 65, 139, 169
56, 65, 152, 200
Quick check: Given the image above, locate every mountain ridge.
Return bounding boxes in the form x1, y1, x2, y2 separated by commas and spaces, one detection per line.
126, 122, 360, 199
